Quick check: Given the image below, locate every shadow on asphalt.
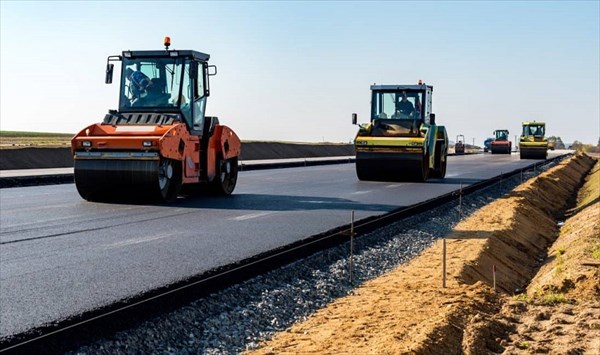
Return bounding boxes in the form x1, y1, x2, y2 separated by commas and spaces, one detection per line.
174, 193, 399, 212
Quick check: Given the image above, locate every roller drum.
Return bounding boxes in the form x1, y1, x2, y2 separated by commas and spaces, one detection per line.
74, 159, 163, 201
356, 152, 427, 182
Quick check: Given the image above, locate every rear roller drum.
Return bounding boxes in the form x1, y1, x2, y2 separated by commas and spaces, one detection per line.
415, 154, 430, 182
429, 145, 446, 179
430, 156, 446, 179
211, 157, 238, 195
158, 158, 182, 202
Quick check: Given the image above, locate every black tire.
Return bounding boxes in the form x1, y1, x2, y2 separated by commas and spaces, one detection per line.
158, 158, 182, 202
210, 157, 238, 195
429, 144, 447, 179
430, 157, 447, 179
415, 155, 430, 182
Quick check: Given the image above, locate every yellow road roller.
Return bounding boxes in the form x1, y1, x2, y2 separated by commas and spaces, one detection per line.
519, 121, 548, 159
351, 82, 448, 181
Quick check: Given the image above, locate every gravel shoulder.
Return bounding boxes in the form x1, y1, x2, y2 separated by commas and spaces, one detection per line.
249, 154, 598, 354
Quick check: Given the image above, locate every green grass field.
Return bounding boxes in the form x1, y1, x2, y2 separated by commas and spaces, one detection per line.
0, 131, 350, 149
0, 131, 74, 148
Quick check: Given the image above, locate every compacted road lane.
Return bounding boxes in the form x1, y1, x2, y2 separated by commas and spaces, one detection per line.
0, 152, 558, 339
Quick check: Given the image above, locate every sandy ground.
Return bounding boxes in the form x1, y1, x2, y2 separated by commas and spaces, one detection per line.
249, 154, 598, 354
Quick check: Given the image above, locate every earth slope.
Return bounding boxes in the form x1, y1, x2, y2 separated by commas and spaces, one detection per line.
249, 154, 598, 354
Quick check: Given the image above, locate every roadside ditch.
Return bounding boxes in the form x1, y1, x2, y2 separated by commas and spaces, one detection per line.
249, 153, 598, 354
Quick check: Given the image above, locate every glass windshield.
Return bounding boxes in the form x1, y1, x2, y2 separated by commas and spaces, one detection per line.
495, 130, 509, 140
523, 125, 545, 136
371, 90, 423, 121
120, 58, 190, 111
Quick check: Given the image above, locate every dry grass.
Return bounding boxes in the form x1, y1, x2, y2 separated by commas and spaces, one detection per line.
0, 131, 350, 149
0, 131, 73, 149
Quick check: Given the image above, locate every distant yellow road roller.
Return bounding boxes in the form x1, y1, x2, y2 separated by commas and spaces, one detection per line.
519, 121, 548, 159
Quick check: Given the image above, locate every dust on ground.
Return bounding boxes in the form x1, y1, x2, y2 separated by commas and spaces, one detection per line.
249, 154, 598, 355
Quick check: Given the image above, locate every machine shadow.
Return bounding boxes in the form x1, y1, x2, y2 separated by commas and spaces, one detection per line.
173, 193, 399, 213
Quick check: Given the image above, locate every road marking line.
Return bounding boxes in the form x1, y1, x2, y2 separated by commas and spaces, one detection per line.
104, 234, 174, 248
232, 212, 273, 221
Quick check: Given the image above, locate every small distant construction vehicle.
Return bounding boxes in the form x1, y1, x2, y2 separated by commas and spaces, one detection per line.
490, 129, 511, 154
71, 37, 241, 202
547, 137, 557, 150
351, 82, 448, 181
454, 135, 465, 154
483, 137, 494, 152
519, 121, 548, 159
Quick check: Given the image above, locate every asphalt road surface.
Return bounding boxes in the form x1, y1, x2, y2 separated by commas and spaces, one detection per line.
0, 152, 561, 339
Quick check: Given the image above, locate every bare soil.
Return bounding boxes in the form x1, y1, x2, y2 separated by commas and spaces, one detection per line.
249, 154, 599, 354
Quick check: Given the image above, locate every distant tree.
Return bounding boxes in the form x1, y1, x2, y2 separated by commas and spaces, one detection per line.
547, 136, 566, 150
570, 140, 594, 153
587, 137, 600, 153
570, 140, 584, 150
555, 137, 565, 149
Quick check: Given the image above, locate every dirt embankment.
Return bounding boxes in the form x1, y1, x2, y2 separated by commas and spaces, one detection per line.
249, 154, 598, 354
0, 142, 354, 170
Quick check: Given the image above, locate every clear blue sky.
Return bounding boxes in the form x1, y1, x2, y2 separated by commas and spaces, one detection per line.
1, 1, 599, 145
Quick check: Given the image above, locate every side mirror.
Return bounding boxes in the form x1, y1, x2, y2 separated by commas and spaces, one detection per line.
351, 113, 357, 125
207, 65, 217, 76
105, 63, 114, 84
430, 113, 436, 125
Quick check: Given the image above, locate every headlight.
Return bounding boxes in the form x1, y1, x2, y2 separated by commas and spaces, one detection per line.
143, 141, 152, 147
82, 141, 91, 147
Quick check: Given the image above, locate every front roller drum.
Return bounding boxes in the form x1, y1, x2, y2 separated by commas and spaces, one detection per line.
74, 158, 181, 202
519, 148, 547, 160
355, 152, 429, 182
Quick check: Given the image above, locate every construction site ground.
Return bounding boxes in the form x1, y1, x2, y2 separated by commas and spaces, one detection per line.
250, 153, 599, 354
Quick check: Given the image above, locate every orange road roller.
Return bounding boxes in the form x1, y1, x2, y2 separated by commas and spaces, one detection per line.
71, 37, 241, 202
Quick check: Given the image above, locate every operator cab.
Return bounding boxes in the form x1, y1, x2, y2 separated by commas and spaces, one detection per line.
104, 37, 216, 134
523, 124, 545, 137
494, 130, 509, 141
367, 83, 433, 137
370, 85, 431, 121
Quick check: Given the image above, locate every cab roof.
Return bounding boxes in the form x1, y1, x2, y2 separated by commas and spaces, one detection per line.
121, 50, 210, 61
370, 84, 432, 91
522, 121, 546, 126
